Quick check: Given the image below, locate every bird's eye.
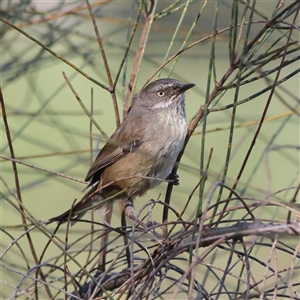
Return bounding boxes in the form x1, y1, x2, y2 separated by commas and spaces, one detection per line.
157, 91, 165, 97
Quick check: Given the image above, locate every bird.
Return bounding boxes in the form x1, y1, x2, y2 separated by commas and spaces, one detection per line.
50, 78, 195, 226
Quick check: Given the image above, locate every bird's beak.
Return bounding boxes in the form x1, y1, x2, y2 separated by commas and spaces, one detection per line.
179, 83, 195, 93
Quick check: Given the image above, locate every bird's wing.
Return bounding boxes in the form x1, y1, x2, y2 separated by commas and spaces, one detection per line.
85, 116, 144, 186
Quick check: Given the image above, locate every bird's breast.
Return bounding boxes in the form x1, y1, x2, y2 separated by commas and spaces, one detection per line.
143, 109, 188, 181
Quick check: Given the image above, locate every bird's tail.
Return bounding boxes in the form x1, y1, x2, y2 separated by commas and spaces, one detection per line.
48, 185, 102, 226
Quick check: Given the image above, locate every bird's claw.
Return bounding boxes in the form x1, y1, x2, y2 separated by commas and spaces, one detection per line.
166, 173, 180, 185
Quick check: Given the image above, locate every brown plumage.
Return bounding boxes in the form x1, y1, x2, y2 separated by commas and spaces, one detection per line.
50, 78, 195, 225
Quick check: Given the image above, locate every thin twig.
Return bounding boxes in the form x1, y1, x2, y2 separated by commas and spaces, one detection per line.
85, 0, 120, 127
0, 87, 53, 298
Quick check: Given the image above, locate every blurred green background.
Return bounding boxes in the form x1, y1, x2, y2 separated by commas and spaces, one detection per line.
1, 1, 299, 299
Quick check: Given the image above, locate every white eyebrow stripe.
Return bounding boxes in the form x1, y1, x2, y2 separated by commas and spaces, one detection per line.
152, 93, 180, 109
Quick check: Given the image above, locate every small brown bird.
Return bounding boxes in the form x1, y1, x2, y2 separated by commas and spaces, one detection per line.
50, 78, 195, 226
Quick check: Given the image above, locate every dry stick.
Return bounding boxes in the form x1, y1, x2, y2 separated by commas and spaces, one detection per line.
1, 226, 31, 270
163, 1, 299, 225
77, 220, 300, 296
37, 224, 63, 281
62, 72, 109, 139
86, 89, 100, 274
238, 239, 254, 298
165, 148, 214, 240
62, 57, 113, 273
163, 67, 234, 224
85, 0, 120, 127
63, 201, 74, 300
162, 51, 241, 224
143, 17, 294, 89
218, 3, 300, 224
124, 0, 155, 115
0, 155, 86, 185
287, 183, 300, 224
142, 24, 247, 90
89, 88, 94, 166
0, 18, 107, 90
3, 1, 112, 31
113, 0, 143, 89
7, 149, 90, 160
86, 88, 95, 270
215, 239, 237, 299
0, 87, 53, 298
261, 236, 280, 299
64, 266, 79, 300
37, 202, 76, 299
63, 0, 120, 264
90, 226, 129, 298
96, 0, 155, 272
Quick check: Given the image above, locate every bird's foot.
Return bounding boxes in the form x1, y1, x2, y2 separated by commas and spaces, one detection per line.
125, 205, 146, 227
124, 205, 163, 239
166, 173, 179, 185
145, 220, 161, 228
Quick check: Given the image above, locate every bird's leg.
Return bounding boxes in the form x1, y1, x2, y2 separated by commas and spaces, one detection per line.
97, 201, 113, 272
121, 208, 132, 268
124, 198, 161, 229
124, 198, 147, 228
166, 173, 180, 186
124, 198, 164, 240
